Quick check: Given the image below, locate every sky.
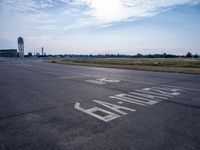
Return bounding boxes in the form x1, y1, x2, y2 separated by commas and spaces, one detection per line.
0, 0, 200, 55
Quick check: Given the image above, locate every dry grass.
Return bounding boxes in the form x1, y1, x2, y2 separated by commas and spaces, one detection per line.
49, 58, 200, 74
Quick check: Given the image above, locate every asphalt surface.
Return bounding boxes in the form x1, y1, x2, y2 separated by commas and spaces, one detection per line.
0, 59, 200, 150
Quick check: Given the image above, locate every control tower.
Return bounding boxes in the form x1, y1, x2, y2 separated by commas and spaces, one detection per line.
17, 37, 24, 58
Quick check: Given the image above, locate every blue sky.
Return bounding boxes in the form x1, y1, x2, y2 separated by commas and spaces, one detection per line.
0, 0, 200, 55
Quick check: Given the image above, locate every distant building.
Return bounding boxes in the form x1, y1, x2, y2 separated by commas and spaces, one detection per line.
0, 49, 18, 57
36, 52, 40, 56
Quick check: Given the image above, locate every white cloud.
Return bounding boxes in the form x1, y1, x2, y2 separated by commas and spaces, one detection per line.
1, 0, 199, 30
71, 0, 200, 26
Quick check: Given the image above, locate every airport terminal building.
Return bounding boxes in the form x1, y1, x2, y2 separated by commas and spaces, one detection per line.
0, 49, 18, 57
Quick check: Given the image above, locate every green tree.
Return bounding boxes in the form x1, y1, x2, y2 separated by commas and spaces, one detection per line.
186, 52, 192, 58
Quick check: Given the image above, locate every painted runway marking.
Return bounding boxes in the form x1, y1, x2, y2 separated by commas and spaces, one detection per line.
129, 92, 167, 100
75, 102, 120, 122
85, 78, 120, 85
85, 79, 106, 85
60, 74, 102, 79
135, 89, 173, 97
75, 86, 187, 122
93, 100, 136, 115
121, 79, 200, 91
109, 94, 150, 106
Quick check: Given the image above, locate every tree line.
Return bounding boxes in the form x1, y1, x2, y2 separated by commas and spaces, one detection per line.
26, 52, 199, 58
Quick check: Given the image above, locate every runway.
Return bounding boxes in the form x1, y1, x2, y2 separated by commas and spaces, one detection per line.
0, 59, 200, 150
